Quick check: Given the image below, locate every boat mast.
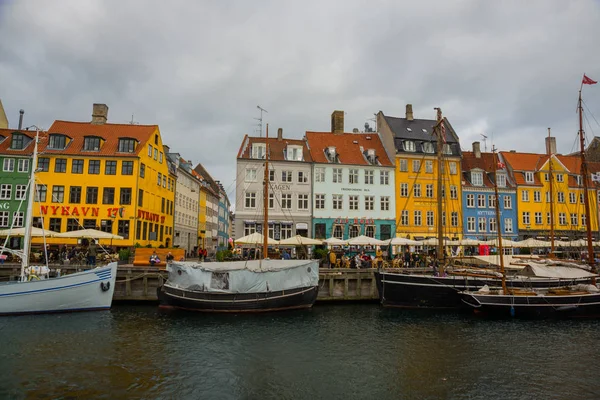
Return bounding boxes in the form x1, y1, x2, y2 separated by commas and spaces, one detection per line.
492, 145, 507, 294
21, 128, 40, 279
548, 127, 555, 257
262, 124, 269, 259
434, 108, 444, 274
578, 90, 596, 274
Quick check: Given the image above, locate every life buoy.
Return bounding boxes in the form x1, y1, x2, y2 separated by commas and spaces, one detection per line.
100, 281, 111, 292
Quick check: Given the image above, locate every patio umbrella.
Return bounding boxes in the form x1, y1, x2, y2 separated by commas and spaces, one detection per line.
388, 237, 421, 246
0, 227, 58, 237
278, 235, 324, 246
324, 237, 348, 245
419, 237, 459, 246
516, 238, 551, 247
459, 238, 483, 246
347, 235, 388, 246
54, 228, 124, 240
483, 238, 519, 247
234, 232, 279, 245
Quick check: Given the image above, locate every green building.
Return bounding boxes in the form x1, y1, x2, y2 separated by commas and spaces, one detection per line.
0, 128, 35, 248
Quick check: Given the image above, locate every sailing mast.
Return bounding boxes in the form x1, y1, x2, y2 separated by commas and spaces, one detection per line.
578, 90, 595, 274
548, 127, 555, 257
434, 108, 444, 275
21, 128, 40, 280
492, 145, 507, 294
262, 124, 270, 259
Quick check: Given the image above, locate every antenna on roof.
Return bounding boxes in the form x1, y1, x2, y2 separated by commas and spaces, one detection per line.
480, 133, 488, 152
255, 105, 268, 137
129, 114, 139, 125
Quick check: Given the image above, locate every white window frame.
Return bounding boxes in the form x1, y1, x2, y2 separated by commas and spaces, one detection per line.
315, 167, 325, 183
364, 170, 374, 185
315, 194, 325, 209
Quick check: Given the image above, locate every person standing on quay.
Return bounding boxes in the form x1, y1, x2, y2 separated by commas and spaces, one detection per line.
88, 239, 97, 266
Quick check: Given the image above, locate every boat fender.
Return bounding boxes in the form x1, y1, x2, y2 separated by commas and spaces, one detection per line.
100, 281, 111, 292
28, 274, 40, 281
510, 306, 515, 317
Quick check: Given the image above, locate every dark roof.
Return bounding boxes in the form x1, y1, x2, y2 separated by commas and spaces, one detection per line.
194, 163, 220, 197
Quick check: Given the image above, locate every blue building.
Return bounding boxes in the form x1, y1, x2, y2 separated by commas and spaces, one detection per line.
462, 142, 518, 241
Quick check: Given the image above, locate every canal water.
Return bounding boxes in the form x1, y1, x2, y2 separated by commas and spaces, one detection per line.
1, 304, 599, 400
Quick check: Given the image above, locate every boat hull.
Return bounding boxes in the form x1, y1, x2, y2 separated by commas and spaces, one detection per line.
158, 284, 319, 313
0, 262, 117, 316
460, 290, 600, 318
374, 270, 593, 309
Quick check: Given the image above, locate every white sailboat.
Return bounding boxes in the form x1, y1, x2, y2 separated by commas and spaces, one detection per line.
0, 128, 117, 316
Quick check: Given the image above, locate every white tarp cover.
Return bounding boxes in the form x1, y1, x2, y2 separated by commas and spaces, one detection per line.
167, 259, 319, 293
516, 262, 597, 278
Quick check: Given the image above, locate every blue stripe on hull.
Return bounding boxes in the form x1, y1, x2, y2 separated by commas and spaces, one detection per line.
0, 306, 111, 316
0, 277, 110, 297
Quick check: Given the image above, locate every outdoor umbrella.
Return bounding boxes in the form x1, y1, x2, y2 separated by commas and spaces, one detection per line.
483, 238, 519, 247
347, 235, 388, 246
234, 232, 279, 245
324, 237, 348, 246
516, 238, 551, 248
278, 235, 324, 246
54, 228, 124, 240
459, 238, 483, 246
0, 227, 58, 237
388, 237, 420, 246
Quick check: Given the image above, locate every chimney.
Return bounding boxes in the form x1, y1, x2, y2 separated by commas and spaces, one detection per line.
473, 141, 481, 158
331, 110, 344, 135
163, 144, 170, 154
18, 109, 24, 130
91, 103, 109, 125
545, 129, 556, 155
405, 104, 414, 121
277, 128, 283, 141
352, 128, 359, 133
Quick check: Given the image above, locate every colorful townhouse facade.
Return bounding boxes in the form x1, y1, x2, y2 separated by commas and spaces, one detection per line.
235, 128, 313, 240
306, 112, 396, 240
215, 180, 231, 250
461, 142, 518, 240
31, 104, 175, 248
194, 163, 220, 256
377, 105, 463, 240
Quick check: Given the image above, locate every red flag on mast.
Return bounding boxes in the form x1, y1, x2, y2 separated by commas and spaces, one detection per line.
582, 74, 597, 85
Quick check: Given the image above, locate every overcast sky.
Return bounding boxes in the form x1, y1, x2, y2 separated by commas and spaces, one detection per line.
2, 0, 600, 208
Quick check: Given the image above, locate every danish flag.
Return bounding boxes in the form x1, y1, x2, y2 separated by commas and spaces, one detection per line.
497, 161, 506, 169
583, 74, 597, 85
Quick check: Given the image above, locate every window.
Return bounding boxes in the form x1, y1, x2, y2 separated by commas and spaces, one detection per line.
364, 170, 374, 184
281, 171, 292, 183
38, 157, 49, 172
576, 175, 583, 186
298, 194, 308, 210
381, 196, 390, 211
466, 194, 475, 208
426, 211, 434, 227
157, 172, 162, 186
504, 196, 512, 209
83, 136, 101, 151
105, 160, 117, 175
426, 184, 434, 198
10, 134, 25, 150
118, 138, 137, 153
488, 195, 496, 208
412, 160, 421, 172
582, 214, 587, 227
298, 171, 308, 183
414, 210, 422, 226
399, 159, 408, 172
425, 161, 433, 173
557, 192, 565, 203
333, 168, 342, 183
159, 153, 163, 164
138, 189, 144, 207
2, 158, 14, 172
522, 190, 532, 202
54, 158, 67, 173
547, 212, 551, 225
0, 184, 11, 200
286, 146, 303, 161
413, 184, 421, 198
349, 195, 359, 210
400, 183, 409, 197
504, 218, 513, 233
446, 185, 456, 199
333, 225, 343, 240
15, 185, 26, 200
449, 162, 457, 175
251, 143, 266, 159
66, 218, 79, 232
403, 140, 416, 152
100, 219, 113, 233
122, 161, 134, 175
580, 193, 585, 203
451, 212, 459, 227
269, 169, 275, 182
315, 168, 325, 182
0, 212, 7, 227
477, 194, 486, 208
476, 217, 485, 232
533, 191, 541, 202
245, 192, 256, 208
17, 159, 29, 173
544, 173, 549, 181
496, 173, 506, 187
365, 225, 375, 238
489, 218, 497, 232
280, 194, 292, 209
140, 163, 146, 178
69, 186, 82, 203
559, 212, 567, 225
118, 220, 130, 239
88, 160, 100, 174
472, 171, 483, 186
349, 169, 359, 184
571, 213, 578, 226
443, 144, 452, 155
48, 134, 66, 149
546, 191, 550, 202
534, 212, 542, 225
35, 184, 46, 202
315, 194, 325, 209
401, 210, 409, 226
49, 218, 61, 232
333, 194, 343, 210
86, 187, 98, 204
522, 212, 530, 225
103, 188, 115, 204
365, 196, 374, 211
120, 188, 132, 205
245, 168, 257, 182
380, 170, 389, 185
148, 145, 153, 157
154, 148, 158, 160
52, 185, 64, 203
12, 212, 24, 228
556, 173, 564, 183
569, 192, 576, 204
525, 171, 534, 183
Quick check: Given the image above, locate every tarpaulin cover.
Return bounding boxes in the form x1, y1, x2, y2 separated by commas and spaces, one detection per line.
516, 262, 597, 278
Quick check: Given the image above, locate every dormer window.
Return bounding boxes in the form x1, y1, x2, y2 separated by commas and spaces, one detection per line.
0, 135, 5, 144
118, 138, 137, 153
576, 175, 582, 186
525, 171, 534, 183
251, 143, 266, 159
472, 171, 483, 186
365, 149, 377, 165
325, 146, 337, 163
443, 144, 452, 155
83, 136, 101, 151
286, 145, 303, 161
403, 140, 415, 152
496, 172, 507, 188
10, 133, 25, 150
422, 142, 434, 154
48, 134, 67, 150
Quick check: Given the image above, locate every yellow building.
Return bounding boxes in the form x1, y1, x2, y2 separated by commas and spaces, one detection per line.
32, 104, 175, 248
377, 105, 463, 240
193, 169, 208, 250
502, 149, 600, 239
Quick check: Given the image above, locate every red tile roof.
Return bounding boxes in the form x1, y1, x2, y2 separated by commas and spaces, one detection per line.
42, 120, 158, 157
305, 131, 393, 167
461, 151, 515, 188
0, 128, 38, 155
237, 135, 313, 162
